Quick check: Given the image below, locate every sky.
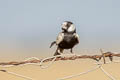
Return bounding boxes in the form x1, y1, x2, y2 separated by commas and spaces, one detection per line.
0, 0, 120, 60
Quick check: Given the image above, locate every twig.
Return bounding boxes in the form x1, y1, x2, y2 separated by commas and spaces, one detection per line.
57, 65, 101, 80
100, 49, 106, 64
0, 69, 33, 80
100, 66, 116, 80
0, 52, 120, 66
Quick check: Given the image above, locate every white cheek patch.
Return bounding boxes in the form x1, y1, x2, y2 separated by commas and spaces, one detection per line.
68, 24, 76, 32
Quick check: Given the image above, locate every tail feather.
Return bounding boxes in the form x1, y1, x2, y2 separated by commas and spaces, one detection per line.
50, 41, 56, 48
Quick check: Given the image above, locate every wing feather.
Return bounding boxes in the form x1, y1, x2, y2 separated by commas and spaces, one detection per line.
74, 33, 80, 43
56, 32, 64, 45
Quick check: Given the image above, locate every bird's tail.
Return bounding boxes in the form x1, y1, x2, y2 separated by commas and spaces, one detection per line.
50, 41, 56, 48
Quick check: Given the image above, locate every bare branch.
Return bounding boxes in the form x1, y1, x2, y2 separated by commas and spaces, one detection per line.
0, 52, 120, 66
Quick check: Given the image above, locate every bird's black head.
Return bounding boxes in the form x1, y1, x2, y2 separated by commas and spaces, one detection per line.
61, 21, 76, 33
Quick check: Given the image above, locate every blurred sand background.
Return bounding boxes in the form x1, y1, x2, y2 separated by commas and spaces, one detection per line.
0, 57, 120, 80
0, 0, 120, 80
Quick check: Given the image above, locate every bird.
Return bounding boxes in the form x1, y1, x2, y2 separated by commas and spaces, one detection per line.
50, 21, 79, 56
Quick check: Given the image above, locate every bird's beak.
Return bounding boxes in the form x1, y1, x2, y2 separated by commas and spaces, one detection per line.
62, 26, 67, 30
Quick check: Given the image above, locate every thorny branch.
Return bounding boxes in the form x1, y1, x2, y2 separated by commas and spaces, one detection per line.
0, 52, 120, 66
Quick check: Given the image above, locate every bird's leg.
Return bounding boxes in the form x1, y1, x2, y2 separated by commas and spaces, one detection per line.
109, 56, 113, 62
54, 47, 61, 56
70, 48, 73, 53
60, 48, 64, 53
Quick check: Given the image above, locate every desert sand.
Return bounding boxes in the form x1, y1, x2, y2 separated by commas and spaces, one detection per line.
0, 56, 120, 80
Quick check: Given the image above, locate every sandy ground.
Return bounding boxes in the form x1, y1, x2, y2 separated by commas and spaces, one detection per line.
0, 57, 120, 80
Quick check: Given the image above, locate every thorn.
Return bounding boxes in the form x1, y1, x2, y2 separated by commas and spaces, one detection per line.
109, 56, 113, 62
0, 69, 7, 72
93, 58, 99, 62
100, 49, 106, 64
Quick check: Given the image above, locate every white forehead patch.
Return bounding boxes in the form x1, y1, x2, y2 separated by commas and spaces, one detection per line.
68, 24, 76, 32
62, 22, 67, 25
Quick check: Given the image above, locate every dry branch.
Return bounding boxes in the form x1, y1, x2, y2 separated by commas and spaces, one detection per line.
0, 52, 120, 66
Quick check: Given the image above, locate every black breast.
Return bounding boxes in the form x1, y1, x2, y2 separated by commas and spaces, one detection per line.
58, 32, 78, 49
